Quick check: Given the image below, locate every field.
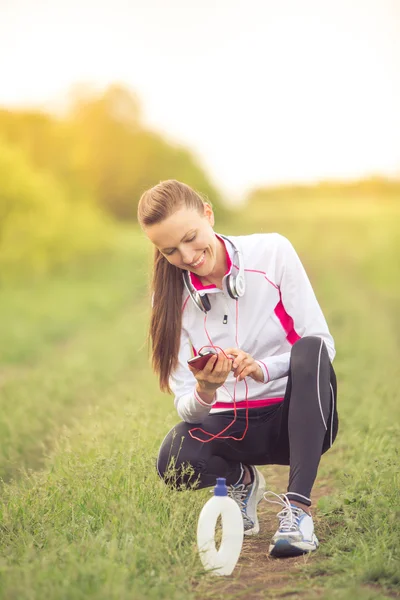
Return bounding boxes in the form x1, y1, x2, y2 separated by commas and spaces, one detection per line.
0, 193, 399, 599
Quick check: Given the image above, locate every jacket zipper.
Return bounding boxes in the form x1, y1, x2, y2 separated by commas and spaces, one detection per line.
222, 293, 228, 324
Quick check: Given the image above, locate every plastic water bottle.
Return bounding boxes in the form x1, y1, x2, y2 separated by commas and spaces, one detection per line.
197, 477, 244, 576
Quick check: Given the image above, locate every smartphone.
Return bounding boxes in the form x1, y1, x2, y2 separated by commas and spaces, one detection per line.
187, 350, 217, 370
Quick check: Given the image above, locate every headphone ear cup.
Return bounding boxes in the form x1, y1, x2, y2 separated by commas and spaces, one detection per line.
201, 294, 211, 312
226, 274, 237, 300
226, 271, 245, 300
235, 274, 245, 297
182, 270, 211, 313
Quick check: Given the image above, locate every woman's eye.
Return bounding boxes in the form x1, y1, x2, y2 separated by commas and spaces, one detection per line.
164, 235, 195, 256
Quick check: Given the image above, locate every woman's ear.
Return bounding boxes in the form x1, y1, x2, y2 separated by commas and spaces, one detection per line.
203, 203, 215, 227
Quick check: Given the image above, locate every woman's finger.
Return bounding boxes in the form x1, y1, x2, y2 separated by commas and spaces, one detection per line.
238, 359, 260, 380
213, 357, 231, 379
202, 354, 218, 374
214, 356, 232, 382
234, 356, 252, 376
238, 365, 254, 381
208, 352, 224, 373
223, 347, 239, 357
232, 352, 249, 369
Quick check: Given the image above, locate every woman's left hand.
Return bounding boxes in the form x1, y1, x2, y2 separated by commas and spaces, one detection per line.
223, 347, 264, 383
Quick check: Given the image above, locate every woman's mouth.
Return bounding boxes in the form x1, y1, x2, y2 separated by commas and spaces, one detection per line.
189, 251, 206, 269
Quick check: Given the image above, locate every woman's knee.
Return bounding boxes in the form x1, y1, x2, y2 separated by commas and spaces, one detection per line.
156, 422, 198, 488
156, 423, 184, 478
291, 336, 329, 374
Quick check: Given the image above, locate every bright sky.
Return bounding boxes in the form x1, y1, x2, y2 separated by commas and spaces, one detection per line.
0, 0, 399, 201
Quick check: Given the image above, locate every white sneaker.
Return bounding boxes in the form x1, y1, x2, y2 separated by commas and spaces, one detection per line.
228, 466, 266, 535
264, 491, 319, 557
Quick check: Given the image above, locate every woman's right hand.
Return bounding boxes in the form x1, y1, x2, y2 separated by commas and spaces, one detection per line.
188, 351, 232, 397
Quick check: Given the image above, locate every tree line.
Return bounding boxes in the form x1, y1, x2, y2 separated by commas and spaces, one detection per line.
0, 84, 223, 283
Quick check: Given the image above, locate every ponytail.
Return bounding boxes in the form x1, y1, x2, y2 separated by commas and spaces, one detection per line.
150, 248, 183, 392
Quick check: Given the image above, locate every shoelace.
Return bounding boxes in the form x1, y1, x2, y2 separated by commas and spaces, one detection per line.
228, 483, 254, 528
263, 491, 303, 532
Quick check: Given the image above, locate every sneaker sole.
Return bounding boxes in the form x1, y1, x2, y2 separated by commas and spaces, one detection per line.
244, 470, 266, 536
269, 535, 319, 557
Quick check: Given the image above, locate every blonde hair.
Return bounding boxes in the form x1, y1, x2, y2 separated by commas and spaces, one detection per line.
138, 180, 206, 392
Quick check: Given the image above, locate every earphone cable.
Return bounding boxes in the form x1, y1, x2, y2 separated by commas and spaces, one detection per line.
188, 302, 249, 443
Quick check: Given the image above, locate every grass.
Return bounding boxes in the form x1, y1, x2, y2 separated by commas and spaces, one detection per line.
0, 195, 399, 599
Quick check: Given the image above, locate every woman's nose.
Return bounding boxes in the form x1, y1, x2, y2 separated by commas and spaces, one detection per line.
180, 248, 195, 265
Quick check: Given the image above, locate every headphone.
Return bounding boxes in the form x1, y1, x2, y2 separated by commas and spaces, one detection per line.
182, 235, 245, 313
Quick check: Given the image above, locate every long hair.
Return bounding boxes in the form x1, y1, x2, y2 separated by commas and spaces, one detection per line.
137, 180, 206, 392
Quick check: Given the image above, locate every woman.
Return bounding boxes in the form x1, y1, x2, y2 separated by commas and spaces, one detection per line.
138, 179, 338, 558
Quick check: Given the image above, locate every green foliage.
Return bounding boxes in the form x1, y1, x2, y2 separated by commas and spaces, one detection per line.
0, 85, 225, 284
0, 139, 115, 284
0, 108, 85, 198
0, 85, 224, 224
67, 84, 223, 220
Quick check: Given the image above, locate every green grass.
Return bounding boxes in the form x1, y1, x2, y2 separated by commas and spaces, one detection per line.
0, 196, 399, 599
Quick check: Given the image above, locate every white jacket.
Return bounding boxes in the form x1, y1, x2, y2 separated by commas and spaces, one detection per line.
170, 233, 335, 423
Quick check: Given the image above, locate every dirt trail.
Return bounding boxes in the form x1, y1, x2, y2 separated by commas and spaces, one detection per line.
195, 465, 331, 600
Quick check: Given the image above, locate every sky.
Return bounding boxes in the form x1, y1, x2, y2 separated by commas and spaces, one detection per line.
0, 0, 399, 201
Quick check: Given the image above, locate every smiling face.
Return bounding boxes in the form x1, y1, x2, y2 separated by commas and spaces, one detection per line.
144, 203, 225, 278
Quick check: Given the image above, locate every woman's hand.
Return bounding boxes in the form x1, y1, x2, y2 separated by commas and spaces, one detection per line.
224, 347, 264, 383
188, 351, 232, 396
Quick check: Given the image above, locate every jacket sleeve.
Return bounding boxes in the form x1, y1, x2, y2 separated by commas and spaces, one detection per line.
256, 234, 335, 383
169, 325, 219, 423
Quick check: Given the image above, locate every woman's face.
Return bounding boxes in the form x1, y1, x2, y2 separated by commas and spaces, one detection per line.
144, 203, 222, 277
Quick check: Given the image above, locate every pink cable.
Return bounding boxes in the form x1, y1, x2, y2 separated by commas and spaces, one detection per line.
188, 303, 249, 443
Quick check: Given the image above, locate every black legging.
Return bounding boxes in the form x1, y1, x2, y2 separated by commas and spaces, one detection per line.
157, 336, 338, 506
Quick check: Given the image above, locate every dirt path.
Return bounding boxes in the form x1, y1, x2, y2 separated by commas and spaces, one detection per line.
195, 465, 331, 599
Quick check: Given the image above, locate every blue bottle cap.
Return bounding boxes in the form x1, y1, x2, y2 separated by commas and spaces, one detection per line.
214, 477, 228, 496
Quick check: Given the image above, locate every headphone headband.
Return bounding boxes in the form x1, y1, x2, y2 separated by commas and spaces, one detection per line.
182, 236, 245, 313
